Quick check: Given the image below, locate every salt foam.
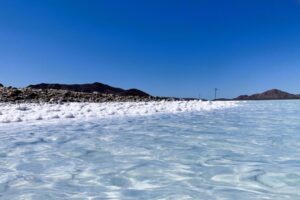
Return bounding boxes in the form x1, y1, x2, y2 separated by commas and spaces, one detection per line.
0, 100, 238, 124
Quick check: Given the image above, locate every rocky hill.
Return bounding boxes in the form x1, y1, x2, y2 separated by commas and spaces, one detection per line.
235, 89, 300, 100
0, 82, 160, 103
28, 82, 150, 97
0, 87, 158, 103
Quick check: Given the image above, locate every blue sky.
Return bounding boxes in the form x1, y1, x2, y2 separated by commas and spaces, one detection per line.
1, 0, 300, 98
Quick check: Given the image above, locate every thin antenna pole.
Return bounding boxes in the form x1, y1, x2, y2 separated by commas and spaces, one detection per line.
214, 88, 218, 100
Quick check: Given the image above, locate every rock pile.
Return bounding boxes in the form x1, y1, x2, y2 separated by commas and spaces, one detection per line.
0, 86, 166, 103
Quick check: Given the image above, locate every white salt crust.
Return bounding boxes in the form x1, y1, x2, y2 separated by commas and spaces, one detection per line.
0, 100, 238, 124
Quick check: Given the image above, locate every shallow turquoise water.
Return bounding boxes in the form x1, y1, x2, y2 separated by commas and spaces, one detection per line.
1, 101, 300, 199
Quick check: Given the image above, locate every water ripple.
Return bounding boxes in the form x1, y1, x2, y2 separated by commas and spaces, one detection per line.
1, 101, 300, 199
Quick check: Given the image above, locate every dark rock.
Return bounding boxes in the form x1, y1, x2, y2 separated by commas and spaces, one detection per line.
9, 89, 22, 97
0, 83, 3, 87
23, 92, 38, 99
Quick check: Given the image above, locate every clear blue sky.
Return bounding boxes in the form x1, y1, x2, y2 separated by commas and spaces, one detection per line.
1, 0, 300, 98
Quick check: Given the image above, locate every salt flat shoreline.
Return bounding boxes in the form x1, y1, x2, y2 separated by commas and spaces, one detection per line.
0, 85, 238, 124
0, 101, 238, 124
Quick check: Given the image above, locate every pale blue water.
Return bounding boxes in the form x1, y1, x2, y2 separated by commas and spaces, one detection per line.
1, 101, 300, 199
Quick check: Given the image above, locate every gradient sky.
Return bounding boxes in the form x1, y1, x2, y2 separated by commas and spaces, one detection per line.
1, 0, 300, 98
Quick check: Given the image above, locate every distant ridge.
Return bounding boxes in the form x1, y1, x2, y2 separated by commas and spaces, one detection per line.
2, 82, 300, 101
27, 82, 150, 97
235, 89, 300, 100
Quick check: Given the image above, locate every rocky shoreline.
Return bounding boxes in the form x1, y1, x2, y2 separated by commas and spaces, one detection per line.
0, 82, 205, 103
0, 86, 170, 103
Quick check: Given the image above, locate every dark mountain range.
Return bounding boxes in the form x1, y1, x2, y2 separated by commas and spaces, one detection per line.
235, 89, 300, 100
27, 82, 150, 97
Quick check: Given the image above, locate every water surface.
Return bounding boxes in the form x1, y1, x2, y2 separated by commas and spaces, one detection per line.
1, 101, 300, 199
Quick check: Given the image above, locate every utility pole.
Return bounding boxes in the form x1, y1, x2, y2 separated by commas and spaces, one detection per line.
214, 88, 218, 100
